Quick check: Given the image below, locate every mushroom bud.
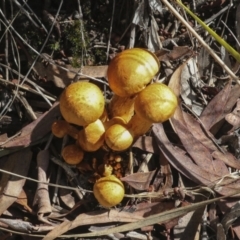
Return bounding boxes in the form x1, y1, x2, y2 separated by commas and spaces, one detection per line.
134, 83, 178, 123
60, 81, 105, 126
51, 120, 79, 139
93, 168, 125, 208
78, 119, 105, 152
62, 144, 84, 165
104, 123, 133, 152
107, 48, 160, 97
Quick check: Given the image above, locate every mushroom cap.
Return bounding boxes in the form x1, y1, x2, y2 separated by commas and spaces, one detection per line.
62, 144, 84, 165
78, 119, 105, 152
51, 120, 68, 138
60, 81, 105, 126
104, 124, 133, 151
93, 175, 124, 208
134, 83, 178, 123
51, 120, 79, 139
107, 48, 160, 97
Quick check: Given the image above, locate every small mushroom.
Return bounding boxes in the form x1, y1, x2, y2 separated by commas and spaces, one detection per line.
104, 123, 133, 152
51, 120, 79, 139
78, 119, 105, 152
62, 144, 84, 165
107, 48, 160, 97
134, 83, 178, 123
60, 81, 105, 126
93, 165, 125, 208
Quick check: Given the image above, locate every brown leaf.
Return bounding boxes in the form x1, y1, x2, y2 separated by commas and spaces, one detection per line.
43, 201, 176, 240
152, 123, 220, 186
132, 136, 158, 153
153, 124, 240, 197
168, 61, 185, 97
225, 99, 240, 132
173, 107, 213, 171
121, 170, 156, 190
1, 102, 60, 149
173, 206, 205, 240
15, 189, 33, 213
200, 80, 232, 130
43, 209, 144, 240
180, 58, 199, 109
211, 151, 240, 170
59, 187, 76, 209
0, 148, 32, 215
167, 61, 240, 194
208, 83, 240, 135
34, 62, 108, 88
0, 218, 34, 232
157, 152, 173, 191
171, 105, 228, 175
182, 112, 218, 151
155, 46, 193, 62
33, 150, 52, 216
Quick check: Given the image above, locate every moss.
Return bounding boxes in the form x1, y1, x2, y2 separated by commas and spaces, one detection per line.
64, 20, 90, 67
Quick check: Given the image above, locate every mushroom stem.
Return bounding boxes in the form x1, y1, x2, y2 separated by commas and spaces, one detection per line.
127, 113, 152, 139
51, 120, 79, 139
103, 116, 127, 130
108, 94, 136, 123
99, 107, 109, 123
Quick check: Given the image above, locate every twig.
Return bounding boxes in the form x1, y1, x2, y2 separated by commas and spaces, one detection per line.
0, 18, 52, 108
106, 0, 115, 61
13, 91, 37, 120
2, 0, 9, 82
0, 166, 92, 193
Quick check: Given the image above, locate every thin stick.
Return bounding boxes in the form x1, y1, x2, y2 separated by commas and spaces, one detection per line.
161, 0, 240, 83
106, 0, 115, 61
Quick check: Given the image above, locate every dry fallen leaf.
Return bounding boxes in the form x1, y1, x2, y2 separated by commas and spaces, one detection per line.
1, 102, 60, 149
121, 170, 156, 190
34, 62, 108, 88
132, 135, 158, 153
225, 99, 240, 132
200, 80, 232, 130
15, 189, 33, 213
33, 150, 52, 220
152, 123, 218, 186
43, 201, 176, 240
0, 148, 32, 215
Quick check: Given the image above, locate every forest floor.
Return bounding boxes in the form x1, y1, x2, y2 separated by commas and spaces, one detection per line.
0, 0, 240, 239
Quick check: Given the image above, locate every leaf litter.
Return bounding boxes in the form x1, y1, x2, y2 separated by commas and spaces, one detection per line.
1, 0, 240, 239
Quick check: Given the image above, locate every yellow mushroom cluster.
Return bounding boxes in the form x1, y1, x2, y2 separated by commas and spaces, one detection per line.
52, 48, 178, 162
51, 48, 178, 207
